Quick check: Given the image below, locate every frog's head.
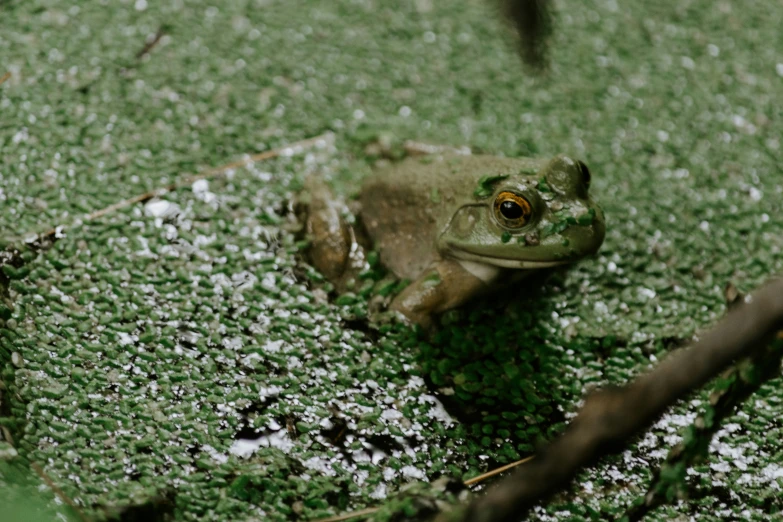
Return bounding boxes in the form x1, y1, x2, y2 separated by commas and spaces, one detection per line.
438, 155, 605, 269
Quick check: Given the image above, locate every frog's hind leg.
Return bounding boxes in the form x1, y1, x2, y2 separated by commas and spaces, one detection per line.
301, 177, 368, 290
389, 259, 495, 328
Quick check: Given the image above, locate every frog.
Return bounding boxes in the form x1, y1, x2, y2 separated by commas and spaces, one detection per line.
301, 146, 605, 328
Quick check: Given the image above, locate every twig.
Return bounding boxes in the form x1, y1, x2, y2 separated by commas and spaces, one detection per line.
135, 26, 166, 60
313, 456, 535, 522
0, 71, 10, 86
313, 507, 380, 522
457, 276, 783, 522
30, 462, 91, 522
463, 456, 534, 487
19, 132, 333, 244
622, 335, 783, 521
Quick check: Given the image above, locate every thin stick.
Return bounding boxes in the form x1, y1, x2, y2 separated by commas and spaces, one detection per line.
135, 27, 166, 60
312, 507, 380, 522
0, 72, 10, 86
463, 456, 534, 486
26, 132, 333, 242
460, 276, 783, 522
312, 456, 535, 522
30, 462, 91, 522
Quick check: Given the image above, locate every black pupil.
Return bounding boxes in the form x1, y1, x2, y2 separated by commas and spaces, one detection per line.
500, 200, 524, 220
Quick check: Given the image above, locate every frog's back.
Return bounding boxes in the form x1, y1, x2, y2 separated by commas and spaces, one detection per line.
359, 153, 544, 280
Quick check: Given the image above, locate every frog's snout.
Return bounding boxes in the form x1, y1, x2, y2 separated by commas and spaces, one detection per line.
544, 155, 591, 200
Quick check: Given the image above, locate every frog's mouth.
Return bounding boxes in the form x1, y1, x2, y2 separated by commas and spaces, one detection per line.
445, 244, 574, 269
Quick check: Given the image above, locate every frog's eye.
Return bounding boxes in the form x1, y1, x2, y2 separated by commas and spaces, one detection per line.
493, 191, 532, 229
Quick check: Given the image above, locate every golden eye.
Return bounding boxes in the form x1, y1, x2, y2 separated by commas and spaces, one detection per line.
493, 191, 532, 229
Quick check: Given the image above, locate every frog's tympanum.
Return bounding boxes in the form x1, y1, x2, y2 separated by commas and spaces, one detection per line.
304, 152, 605, 327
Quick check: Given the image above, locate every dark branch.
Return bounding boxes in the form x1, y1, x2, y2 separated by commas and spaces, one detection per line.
457, 277, 783, 522
623, 336, 783, 521
135, 26, 167, 60
496, 0, 553, 69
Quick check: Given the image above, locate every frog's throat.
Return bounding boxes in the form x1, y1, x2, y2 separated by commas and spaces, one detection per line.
449, 247, 571, 270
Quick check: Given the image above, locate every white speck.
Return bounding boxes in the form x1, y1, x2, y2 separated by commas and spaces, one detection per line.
302, 455, 337, 475
777, 63, 783, 77
399, 106, 412, 117
699, 220, 710, 233
203, 444, 228, 464
707, 44, 720, 57
12, 128, 29, 144
656, 130, 669, 142
681, 56, 695, 69
401, 465, 426, 479
710, 461, 731, 473
638, 287, 656, 300
381, 408, 403, 421
258, 385, 282, 401
230, 430, 294, 457
418, 394, 455, 426
369, 483, 387, 499
749, 187, 763, 201
118, 333, 136, 346
134, 0, 147, 11
222, 337, 243, 350
262, 339, 286, 354
192, 179, 209, 194
144, 199, 178, 218
353, 109, 365, 120
423, 31, 436, 43
761, 463, 783, 488
383, 467, 396, 481
607, 261, 617, 272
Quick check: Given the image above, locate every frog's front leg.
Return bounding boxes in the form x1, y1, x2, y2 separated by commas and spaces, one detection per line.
390, 259, 496, 328
302, 177, 367, 291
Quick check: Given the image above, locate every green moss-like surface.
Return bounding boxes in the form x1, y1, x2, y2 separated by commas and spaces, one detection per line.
1, 0, 782, 520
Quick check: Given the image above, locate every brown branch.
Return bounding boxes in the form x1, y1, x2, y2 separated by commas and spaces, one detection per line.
459, 276, 783, 522
30, 462, 91, 522
0, 71, 10, 86
135, 26, 166, 60
17, 133, 333, 245
623, 336, 783, 521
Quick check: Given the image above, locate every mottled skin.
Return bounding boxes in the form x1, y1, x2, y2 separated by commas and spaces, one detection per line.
305, 151, 605, 327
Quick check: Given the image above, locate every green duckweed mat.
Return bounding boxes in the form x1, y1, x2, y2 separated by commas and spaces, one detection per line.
1, 0, 782, 520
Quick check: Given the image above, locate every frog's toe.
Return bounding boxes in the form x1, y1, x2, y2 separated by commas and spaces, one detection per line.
367, 294, 392, 315
367, 309, 409, 330
387, 302, 434, 330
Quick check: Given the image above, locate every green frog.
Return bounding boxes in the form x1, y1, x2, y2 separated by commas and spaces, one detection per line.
302, 147, 605, 327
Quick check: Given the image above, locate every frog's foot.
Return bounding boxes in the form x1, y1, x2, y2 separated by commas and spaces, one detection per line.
389, 259, 492, 329
367, 309, 408, 330
300, 177, 368, 290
